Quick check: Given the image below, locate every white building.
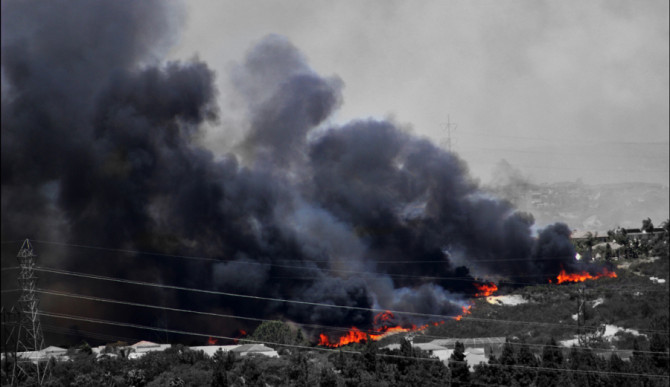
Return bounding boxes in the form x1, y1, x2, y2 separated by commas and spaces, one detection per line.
384, 337, 505, 371
127, 340, 171, 359
412, 342, 453, 363
1, 346, 69, 364
231, 344, 279, 357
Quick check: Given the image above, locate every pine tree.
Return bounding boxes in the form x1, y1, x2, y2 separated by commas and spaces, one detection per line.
537, 338, 563, 387
449, 341, 470, 387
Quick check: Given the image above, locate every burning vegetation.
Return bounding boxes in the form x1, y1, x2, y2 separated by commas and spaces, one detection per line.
0, 0, 624, 347
317, 310, 449, 348
474, 282, 499, 297
551, 267, 617, 284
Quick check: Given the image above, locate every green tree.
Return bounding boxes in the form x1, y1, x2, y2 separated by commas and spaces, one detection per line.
210, 368, 228, 387
613, 228, 630, 258
568, 346, 605, 387
295, 329, 307, 346
250, 320, 295, 345
495, 339, 515, 386
537, 338, 563, 387
234, 358, 262, 387
642, 218, 654, 233
449, 341, 470, 387
499, 340, 515, 366
210, 349, 230, 387
362, 342, 378, 374
471, 363, 498, 387
319, 366, 339, 387
541, 338, 563, 367
288, 351, 309, 387
649, 333, 669, 371
605, 243, 613, 262
584, 231, 598, 261
607, 354, 629, 386
125, 368, 147, 387
661, 219, 669, 234
514, 343, 538, 386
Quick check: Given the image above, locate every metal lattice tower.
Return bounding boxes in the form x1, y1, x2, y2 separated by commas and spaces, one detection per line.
12, 239, 49, 385
16, 239, 45, 353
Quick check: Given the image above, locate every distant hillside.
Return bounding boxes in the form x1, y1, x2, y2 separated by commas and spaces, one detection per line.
488, 180, 669, 231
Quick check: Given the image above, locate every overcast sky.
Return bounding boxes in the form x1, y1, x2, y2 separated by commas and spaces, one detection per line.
169, 0, 669, 185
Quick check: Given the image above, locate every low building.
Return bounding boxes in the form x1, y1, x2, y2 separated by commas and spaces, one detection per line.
189, 345, 240, 357
431, 337, 507, 359
412, 342, 452, 363
231, 343, 279, 358
624, 228, 666, 240
127, 340, 171, 359
463, 347, 487, 369
384, 338, 504, 370
570, 231, 608, 243
1, 346, 69, 364
92, 340, 172, 360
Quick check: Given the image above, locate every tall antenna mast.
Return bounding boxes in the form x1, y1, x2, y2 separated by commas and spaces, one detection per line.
441, 115, 458, 152
14, 239, 49, 385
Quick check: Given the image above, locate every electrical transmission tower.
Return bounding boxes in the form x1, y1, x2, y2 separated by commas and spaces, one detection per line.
11, 239, 49, 385
440, 115, 457, 152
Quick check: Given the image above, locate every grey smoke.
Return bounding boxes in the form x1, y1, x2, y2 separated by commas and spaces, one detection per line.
2, 1, 601, 343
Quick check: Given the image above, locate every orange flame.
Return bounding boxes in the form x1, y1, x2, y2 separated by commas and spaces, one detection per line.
318, 310, 447, 348
474, 282, 498, 297
232, 329, 248, 344
207, 337, 218, 345
319, 309, 462, 347
374, 310, 395, 326
552, 268, 617, 284
453, 305, 472, 321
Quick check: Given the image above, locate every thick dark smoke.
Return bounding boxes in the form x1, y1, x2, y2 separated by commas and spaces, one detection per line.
2, 1, 599, 344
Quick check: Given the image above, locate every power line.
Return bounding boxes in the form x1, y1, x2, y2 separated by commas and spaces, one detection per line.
35, 288, 377, 337
31, 266, 461, 320
35, 288, 669, 355
465, 361, 670, 380
26, 239, 668, 280
35, 311, 670, 380
0, 240, 25, 245
41, 324, 143, 345
30, 239, 583, 265
31, 266, 668, 334
4, 238, 664, 291
25, 240, 664, 289
18, 246, 665, 293
258, 275, 668, 292
35, 310, 439, 361
500, 341, 668, 356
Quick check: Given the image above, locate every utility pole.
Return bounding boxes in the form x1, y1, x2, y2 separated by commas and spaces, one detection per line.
577, 285, 586, 347
13, 239, 49, 385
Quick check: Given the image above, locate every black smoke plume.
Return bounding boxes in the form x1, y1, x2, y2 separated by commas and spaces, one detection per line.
1, 1, 596, 344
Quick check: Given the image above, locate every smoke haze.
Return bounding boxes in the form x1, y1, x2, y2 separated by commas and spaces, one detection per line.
2, 1, 613, 342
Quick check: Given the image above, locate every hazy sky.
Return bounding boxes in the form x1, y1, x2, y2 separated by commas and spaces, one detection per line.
170, 0, 669, 185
